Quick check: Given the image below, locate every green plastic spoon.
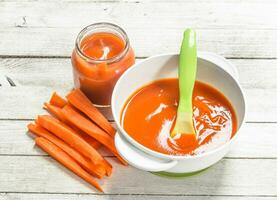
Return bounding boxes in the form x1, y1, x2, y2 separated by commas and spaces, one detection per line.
171, 29, 197, 138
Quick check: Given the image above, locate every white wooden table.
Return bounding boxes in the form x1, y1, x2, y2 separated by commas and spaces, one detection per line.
1, 1, 277, 199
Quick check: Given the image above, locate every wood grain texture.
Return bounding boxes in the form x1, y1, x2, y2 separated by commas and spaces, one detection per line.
0, 156, 276, 195
1, 1, 276, 29
0, 120, 276, 158
1, 58, 276, 89
0, 193, 276, 200
0, 0, 276, 198
1, 28, 276, 58
2, 58, 277, 89
0, 120, 112, 156
0, 58, 276, 121
0, 1, 276, 57
0, 76, 9, 87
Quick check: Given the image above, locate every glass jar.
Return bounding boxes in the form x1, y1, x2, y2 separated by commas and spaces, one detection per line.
71, 22, 135, 109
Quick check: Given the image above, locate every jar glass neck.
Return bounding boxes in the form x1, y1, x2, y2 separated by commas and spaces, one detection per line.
75, 22, 130, 64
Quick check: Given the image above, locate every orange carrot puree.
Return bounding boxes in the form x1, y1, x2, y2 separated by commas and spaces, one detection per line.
80, 32, 125, 60
121, 78, 237, 155
72, 32, 135, 105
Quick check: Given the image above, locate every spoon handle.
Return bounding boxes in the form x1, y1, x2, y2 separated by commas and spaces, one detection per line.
178, 29, 197, 114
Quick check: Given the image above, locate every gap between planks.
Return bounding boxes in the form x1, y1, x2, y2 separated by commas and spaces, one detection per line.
1, 55, 277, 59
0, 118, 276, 124
0, 155, 276, 160
0, 192, 277, 198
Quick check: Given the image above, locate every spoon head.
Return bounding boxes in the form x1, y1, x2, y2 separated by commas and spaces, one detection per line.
170, 111, 196, 138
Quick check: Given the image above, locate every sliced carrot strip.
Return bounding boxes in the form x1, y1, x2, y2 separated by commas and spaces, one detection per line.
44, 102, 67, 121
36, 115, 104, 165
79, 130, 102, 150
103, 159, 113, 177
35, 137, 103, 192
67, 89, 115, 137
44, 103, 101, 149
49, 92, 67, 108
62, 104, 127, 165
28, 123, 105, 178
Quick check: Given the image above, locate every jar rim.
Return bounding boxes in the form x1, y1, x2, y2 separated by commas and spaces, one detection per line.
75, 22, 130, 64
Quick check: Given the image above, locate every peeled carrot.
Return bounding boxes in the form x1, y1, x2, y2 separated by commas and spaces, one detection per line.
28, 123, 105, 178
44, 102, 101, 149
62, 104, 127, 165
36, 115, 104, 165
44, 102, 67, 121
35, 137, 103, 192
79, 130, 102, 150
103, 159, 113, 176
66, 89, 116, 137
50, 92, 67, 108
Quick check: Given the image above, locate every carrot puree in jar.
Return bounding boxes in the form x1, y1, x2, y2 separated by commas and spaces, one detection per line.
121, 78, 237, 156
72, 23, 135, 106
80, 33, 125, 60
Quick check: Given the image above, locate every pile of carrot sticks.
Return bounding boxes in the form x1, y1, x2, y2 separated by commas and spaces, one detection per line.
27, 89, 127, 192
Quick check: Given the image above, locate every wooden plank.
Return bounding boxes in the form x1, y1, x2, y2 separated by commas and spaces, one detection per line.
0, 76, 9, 87
0, 193, 276, 200
234, 59, 277, 89
0, 1, 277, 58
0, 156, 276, 195
1, 1, 276, 29
0, 120, 112, 156
0, 28, 276, 58
0, 120, 276, 158
0, 58, 276, 121
1, 58, 276, 89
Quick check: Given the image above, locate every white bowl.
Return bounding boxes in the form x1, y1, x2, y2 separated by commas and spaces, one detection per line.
111, 52, 246, 174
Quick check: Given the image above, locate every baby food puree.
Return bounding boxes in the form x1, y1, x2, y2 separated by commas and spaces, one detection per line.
121, 78, 237, 156
72, 23, 135, 106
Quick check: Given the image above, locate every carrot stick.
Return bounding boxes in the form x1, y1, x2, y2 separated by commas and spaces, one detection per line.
35, 137, 103, 192
50, 92, 67, 108
103, 159, 113, 177
66, 89, 115, 137
62, 104, 127, 165
44, 102, 67, 121
28, 123, 105, 178
79, 130, 102, 150
36, 115, 104, 165
44, 103, 101, 150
